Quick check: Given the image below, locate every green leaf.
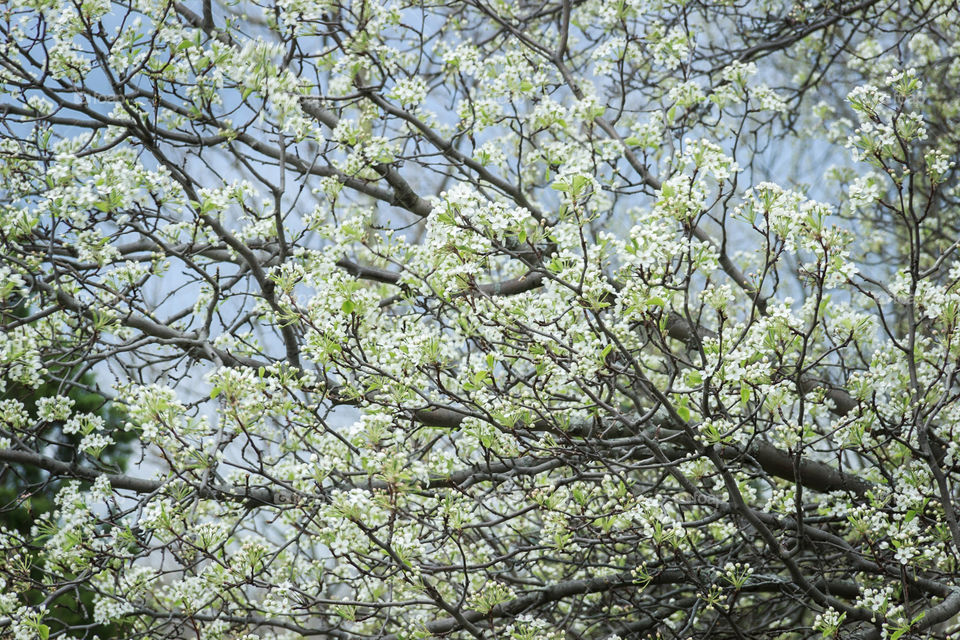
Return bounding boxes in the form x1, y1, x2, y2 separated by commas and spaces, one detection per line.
569, 174, 590, 196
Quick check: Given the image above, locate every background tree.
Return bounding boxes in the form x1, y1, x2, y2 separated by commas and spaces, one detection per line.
1, 0, 960, 639
1, 299, 134, 636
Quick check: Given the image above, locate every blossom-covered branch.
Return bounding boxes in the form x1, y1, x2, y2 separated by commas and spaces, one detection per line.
2, 1, 960, 639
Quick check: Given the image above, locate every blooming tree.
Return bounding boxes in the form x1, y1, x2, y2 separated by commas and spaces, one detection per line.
2, 0, 960, 638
